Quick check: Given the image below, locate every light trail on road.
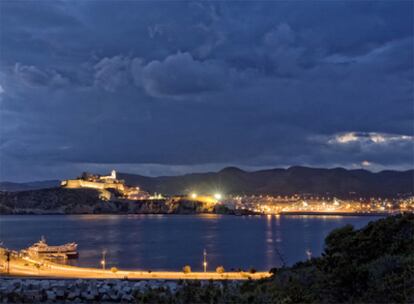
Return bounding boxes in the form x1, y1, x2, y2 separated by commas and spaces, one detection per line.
0, 254, 270, 281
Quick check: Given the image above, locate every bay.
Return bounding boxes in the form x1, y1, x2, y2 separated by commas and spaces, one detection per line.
0, 214, 383, 271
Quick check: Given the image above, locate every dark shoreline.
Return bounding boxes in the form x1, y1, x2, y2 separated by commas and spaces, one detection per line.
0, 212, 394, 217
279, 211, 394, 216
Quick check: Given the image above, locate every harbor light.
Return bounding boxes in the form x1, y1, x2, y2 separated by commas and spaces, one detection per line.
214, 193, 222, 200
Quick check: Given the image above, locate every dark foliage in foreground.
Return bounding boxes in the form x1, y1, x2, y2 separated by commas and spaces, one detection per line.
139, 214, 414, 303
262, 213, 414, 304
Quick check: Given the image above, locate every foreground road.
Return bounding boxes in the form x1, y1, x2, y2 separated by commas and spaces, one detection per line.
0, 254, 270, 281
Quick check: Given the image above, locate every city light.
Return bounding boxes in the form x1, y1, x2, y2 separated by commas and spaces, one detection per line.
214, 193, 222, 200
224, 194, 413, 215
191, 193, 197, 199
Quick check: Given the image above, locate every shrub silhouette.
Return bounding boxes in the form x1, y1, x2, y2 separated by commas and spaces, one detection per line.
182, 265, 191, 274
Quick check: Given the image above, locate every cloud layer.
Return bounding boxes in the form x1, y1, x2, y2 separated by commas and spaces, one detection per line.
0, 1, 413, 181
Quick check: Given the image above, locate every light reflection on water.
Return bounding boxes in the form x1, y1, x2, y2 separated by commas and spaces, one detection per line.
0, 214, 383, 271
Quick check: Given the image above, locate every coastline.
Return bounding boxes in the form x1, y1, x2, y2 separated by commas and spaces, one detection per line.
1, 187, 410, 216
279, 211, 393, 216
0, 211, 393, 216
0, 252, 270, 281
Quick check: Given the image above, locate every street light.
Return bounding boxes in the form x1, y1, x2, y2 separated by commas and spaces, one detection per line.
306, 249, 312, 261
101, 250, 106, 270
191, 193, 197, 199
5, 250, 10, 275
203, 249, 207, 272
214, 193, 222, 200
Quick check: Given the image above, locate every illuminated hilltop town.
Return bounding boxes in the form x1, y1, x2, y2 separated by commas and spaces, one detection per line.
60, 170, 413, 215
60, 170, 150, 200
60, 170, 221, 206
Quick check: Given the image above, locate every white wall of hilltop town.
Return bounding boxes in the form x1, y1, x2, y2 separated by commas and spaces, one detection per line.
59, 170, 150, 200
61, 179, 125, 192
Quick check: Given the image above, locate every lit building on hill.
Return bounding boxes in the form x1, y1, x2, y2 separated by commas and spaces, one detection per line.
98, 169, 117, 182
60, 170, 149, 200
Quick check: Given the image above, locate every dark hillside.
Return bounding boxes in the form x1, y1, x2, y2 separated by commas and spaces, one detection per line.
119, 166, 414, 197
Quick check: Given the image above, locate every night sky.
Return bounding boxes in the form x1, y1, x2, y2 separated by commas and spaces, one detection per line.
0, 1, 413, 182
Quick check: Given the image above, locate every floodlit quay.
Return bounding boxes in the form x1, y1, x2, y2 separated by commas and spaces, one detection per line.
222, 195, 414, 215
0, 249, 270, 281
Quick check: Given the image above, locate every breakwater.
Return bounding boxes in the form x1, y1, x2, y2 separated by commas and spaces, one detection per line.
0, 278, 239, 303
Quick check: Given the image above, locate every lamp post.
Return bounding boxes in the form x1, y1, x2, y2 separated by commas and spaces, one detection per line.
306, 249, 312, 261
203, 249, 207, 273
5, 250, 10, 275
101, 250, 106, 270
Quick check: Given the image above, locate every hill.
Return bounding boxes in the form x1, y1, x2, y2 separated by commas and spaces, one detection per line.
118, 166, 414, 197
0, 188, 232, 215
0, 180, 60, 192
1, 166, 412, 198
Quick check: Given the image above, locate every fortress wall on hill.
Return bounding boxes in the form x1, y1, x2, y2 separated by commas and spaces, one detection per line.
61, 180, 124, 192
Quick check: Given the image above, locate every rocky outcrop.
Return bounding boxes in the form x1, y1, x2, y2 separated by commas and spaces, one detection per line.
0, 188, 103, 214
0, 188, 233, 215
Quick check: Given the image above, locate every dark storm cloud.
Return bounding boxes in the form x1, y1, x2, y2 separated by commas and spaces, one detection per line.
140, 52, 231, 97
94, 56, 132, 92
91, 52, 236, 97
0, 0, 413, 181
14, 63, 70, 88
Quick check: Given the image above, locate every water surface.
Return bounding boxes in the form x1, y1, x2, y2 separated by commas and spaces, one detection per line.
0, 214, 383, 271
